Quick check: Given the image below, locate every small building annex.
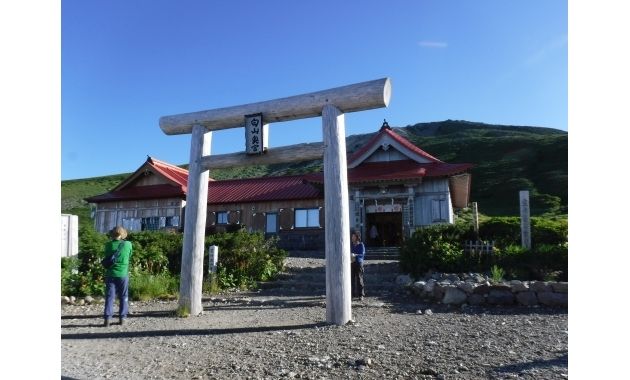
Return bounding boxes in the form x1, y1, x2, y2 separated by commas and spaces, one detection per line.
85, 123, 473, 250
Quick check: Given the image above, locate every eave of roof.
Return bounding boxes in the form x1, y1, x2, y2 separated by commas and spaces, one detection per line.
305, 160, 473, 184
85, 184, 186, 203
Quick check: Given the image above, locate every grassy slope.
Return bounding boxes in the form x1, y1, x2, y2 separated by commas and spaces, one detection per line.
62, 120, 567, 220
397, 120, 567, 216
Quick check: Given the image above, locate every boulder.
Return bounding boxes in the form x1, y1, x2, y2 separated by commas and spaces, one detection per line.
411, 281, 426, 295
551, 282, 568, 293
473, 284, 490, 295
516, 291, 538, 306
432, 283, 446, 300
537, 292, 568, 307
530, 281, 552, 293
395, 274, 413, 287
456, 281, 476, 294
468, 294, 486, 305
509, 280, 529, 293
489, 284, 512, 292
442, 287, 468, 305
487, 289, 515, 305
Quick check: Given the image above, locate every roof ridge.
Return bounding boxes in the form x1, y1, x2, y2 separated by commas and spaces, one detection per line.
348, 126, 443, 166
148, 156, 189, 174
382, 128, 442, 163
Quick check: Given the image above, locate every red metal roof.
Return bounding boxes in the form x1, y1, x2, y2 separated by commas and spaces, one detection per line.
306, 160, 473, 184
111, 156, 193, 193
146, 157, 192, 191
207, 175, 321, 204
85, 184, 186, 202
85, 154, 321, 204
348, 126, 442, 166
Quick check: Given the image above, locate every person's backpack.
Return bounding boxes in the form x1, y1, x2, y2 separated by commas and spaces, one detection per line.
101, 240, 126, 269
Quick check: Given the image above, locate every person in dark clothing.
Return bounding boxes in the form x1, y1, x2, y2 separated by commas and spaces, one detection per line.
350, 230, 366, 300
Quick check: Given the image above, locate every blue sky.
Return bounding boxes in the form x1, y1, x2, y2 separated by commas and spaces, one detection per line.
61, 0, 567, 180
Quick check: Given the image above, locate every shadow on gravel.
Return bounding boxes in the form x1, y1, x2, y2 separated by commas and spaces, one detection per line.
202, 297, 325, 311
62, 310, 175, 321
382, 297, 568, 316
492, 353, 568, 375
61, 322, 327, 340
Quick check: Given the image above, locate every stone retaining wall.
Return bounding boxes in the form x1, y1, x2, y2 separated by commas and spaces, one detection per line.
396, 273, 568, 308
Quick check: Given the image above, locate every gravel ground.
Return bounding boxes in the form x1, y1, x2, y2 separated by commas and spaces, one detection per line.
61, 258, 568, 379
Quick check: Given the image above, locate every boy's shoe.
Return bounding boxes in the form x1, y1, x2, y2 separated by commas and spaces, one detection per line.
119, 318, 125, 326
104, 319, 110, 327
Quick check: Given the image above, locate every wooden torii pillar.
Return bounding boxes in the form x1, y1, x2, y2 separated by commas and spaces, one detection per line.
159, 78, 391, 325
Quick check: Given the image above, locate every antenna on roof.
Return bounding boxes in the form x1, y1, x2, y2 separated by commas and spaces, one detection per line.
381, 119, 391, 130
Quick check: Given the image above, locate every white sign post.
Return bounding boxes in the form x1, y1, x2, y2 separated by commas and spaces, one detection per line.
519, 191, 531, 249
208, 245, 218, 274
472, 202, 479, 237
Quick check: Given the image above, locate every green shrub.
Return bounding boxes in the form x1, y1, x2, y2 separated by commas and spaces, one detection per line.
400, 224, 466, 277
400, 216, 568, 280
63, 223, 287, 297
490, 265, 505, 283
61, 256, 81, 296
129, 271, 179, 301
531, 218, 567, 246
478, 216, 567, 247
492, 243, 567, 281
127, 231, 182, 275
206, 230, 287, 289
75, 226, 108, 296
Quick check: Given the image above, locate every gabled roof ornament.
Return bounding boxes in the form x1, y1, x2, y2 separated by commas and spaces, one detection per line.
381, 119, 391, 131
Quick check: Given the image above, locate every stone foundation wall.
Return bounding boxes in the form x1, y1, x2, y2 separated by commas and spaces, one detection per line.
396, 273, 568, 308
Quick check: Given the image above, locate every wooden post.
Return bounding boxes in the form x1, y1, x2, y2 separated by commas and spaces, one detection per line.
472, 202, 479, 238
322, 104, 352, 326
179, 125, 211, 316
519, 191, 531, 249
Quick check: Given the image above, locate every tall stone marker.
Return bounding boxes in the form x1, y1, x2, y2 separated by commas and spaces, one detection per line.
159, 78, 391, 324
519, 190, 531, 249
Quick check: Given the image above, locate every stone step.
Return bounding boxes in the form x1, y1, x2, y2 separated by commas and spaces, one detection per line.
260, 273, 399, 288
365, 247, 400, 260
283, 262, 399, 274
276, 272, 399, 282
257, 280, 399, 293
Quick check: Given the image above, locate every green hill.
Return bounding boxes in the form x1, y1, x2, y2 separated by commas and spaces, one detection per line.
395, 120, 567, 216
62, 120, 567, 219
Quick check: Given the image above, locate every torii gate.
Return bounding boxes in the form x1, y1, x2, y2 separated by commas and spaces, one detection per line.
159, 78, 391, 325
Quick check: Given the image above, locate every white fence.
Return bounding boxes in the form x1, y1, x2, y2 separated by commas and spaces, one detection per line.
61, 214, 79, 257
463, 240, 495, 255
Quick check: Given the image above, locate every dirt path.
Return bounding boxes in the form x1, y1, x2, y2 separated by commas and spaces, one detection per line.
61, 258, 568, 379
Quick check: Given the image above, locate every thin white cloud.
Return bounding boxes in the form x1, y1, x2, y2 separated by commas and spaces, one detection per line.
524, 34, 568, 66
418, 41, 448, 48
